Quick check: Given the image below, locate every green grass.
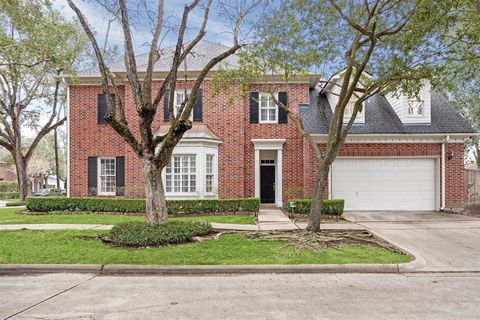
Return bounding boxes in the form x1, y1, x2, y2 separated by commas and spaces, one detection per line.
0, 207, 256, 225
0, 230, 411, 265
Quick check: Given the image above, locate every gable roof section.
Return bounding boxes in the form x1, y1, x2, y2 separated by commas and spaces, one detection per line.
78, 40, 239, 77
300, 90, 476, 135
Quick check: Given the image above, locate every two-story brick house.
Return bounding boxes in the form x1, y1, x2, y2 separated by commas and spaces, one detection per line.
66, 40, 475, 212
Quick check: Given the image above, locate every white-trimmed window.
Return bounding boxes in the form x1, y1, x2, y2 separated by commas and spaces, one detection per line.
174, 90, 193, 120
205, 154, 214, 193
407, 98, 424, 116
98, 157, 116, 195
259, 92, 278, 123
165, 155, 196, 193
344, 100, 355, 118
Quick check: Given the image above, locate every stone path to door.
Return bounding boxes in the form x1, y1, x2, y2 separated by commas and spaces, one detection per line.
257, 208, 299, 230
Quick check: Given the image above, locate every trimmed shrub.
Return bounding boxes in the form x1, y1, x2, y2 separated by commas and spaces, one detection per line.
25, 196, 260, 214
0, 181, 18, 193
110, 220, 212, 247
0, 192, 19, 199
286, 199, 345, 215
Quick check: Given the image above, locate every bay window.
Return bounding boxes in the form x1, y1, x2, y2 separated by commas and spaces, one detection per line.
165, 155, 196, 193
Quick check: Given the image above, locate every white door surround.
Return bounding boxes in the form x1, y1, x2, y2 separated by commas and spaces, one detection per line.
331, 157, 439, 211
252, 139, 285, 207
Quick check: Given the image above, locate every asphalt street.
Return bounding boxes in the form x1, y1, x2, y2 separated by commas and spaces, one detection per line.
1, 273, 480, 319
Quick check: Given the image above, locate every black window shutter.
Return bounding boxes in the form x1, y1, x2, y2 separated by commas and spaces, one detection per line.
278, 92, 288, 123
249, 92, 259, 123
87, 157, 97, 195
98, 94, 115, 124
115, 156, 125, 196
193, 89, 203, 122
163, 89, 170, 122
97, 94, 107, 124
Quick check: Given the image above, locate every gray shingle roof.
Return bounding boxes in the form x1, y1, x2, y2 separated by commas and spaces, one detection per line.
300, 90, 476, 135
78, 40, 239, 77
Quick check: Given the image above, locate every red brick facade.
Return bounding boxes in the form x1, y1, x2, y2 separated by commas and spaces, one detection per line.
68, 80, 466, 211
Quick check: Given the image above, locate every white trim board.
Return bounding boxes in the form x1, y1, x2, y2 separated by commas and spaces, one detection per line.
252, 139, 285, 207
311, 133, 473, 144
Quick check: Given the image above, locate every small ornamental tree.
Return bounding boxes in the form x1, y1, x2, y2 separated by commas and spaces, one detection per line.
216, 0, 468, 231
67, 0, 262, 225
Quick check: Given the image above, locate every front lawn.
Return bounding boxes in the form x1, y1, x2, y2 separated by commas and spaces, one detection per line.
0, 230, 411, 265
0, 207, 256, 225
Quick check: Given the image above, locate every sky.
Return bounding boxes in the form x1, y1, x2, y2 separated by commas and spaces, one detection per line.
52, 0, 253, 57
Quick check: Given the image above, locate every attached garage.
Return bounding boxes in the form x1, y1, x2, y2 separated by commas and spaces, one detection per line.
331, 158, 438, 211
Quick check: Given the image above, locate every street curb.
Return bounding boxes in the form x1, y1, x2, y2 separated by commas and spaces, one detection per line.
0, 263, 401, 275
367, 229, 426, 273
0, 264, 103, 274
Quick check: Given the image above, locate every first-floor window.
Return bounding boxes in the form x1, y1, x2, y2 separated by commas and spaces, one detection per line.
165, 155, 196, 193
99, 157, 116, 195
205, 154, 214, 193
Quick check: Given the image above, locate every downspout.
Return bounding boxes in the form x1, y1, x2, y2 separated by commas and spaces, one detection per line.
441, 135, 449, 211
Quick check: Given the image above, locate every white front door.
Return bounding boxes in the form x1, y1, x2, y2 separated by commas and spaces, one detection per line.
332, 158, 437, 211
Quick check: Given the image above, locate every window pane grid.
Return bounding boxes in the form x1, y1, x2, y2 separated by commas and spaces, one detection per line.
166, 155, 196, 193
206, 155, 214, 193
408, 99, 424, 115
259, 92, 277, 122
99, 158, 116, 194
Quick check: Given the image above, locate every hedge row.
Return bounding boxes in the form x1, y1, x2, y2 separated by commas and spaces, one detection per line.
286, 199, 345, 215
0, 192, 19, 199
0, 181, 18, 193
25, 196, 260, 214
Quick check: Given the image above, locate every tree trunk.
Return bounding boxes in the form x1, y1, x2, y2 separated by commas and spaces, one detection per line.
16, 157, 31, 201
306, 165, 329, 232
141, 157, 168, 225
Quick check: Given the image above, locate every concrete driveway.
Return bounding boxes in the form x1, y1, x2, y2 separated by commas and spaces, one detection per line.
343, 211, 480, 272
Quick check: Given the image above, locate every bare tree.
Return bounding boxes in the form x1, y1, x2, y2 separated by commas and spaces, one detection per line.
67, 0, 261, 225
218, 0, 462, 231
0, 1, 83, 200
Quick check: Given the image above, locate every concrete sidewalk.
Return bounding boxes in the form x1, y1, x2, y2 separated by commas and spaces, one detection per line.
0, 209, 364, 232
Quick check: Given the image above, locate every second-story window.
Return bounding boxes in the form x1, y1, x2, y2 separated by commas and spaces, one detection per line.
174, 90, 193, 120
407, 99, 424, 115
259, 92, 278, 123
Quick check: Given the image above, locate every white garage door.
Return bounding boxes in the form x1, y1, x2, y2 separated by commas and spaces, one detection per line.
332, 158, 437, 211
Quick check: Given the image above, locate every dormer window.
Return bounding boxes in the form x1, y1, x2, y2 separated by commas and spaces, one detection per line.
344, 100, 355, 118
343, 96, 363, 123
407, 99, 424, 116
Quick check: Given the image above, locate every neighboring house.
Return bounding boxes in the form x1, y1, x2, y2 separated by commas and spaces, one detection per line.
31, 175, 65, 193
0, 165, 17, 182
66, 40, 475, 212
